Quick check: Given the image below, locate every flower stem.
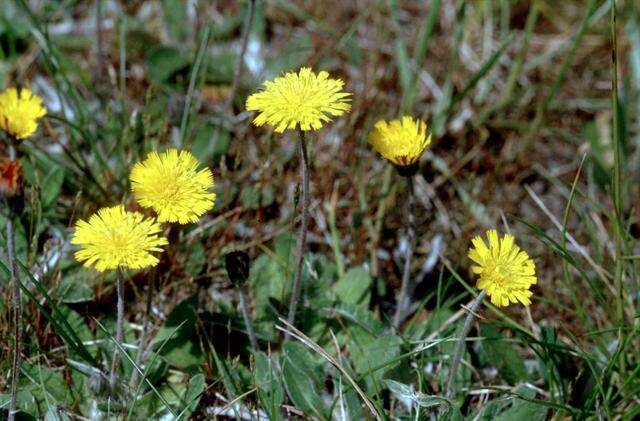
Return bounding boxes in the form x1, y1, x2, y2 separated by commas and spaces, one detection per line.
109, 269, 125, 393
129, 270, 155, 390
393, 175, 415, 327
286, 129, 310, 336
6, 217, 21, 421
238, 286, 258, 349
226, 0, 256, 114
444, 290, 487, 401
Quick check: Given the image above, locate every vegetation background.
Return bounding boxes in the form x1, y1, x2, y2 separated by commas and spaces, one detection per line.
0, 0, 638, 419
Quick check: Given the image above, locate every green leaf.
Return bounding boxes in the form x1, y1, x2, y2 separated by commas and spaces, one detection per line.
181, 239, 206, 276
494, 399, 548, 421
332, 267, 372, 307
40, 167, 65, 210
53, 275, 94, 303
146, 46, 190, 84
155, 296, 204, 370
16, 363, 72, 417
281, 342, 329, 420
180, 373, 206, 418
159, 0, 188, 43
480, 324, 528, 384
191, 123, 230, 166
386, 379, 451, 411
350, 333, 402, 393
264, 34, 313, 77
254, 351, 284, 420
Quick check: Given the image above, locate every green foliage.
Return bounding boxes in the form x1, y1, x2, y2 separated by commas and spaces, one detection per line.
281, 342, 330, 420
0, 0, 637, 419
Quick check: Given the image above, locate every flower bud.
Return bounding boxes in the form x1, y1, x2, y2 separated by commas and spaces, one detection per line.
225, 251, 250, 286
0, 158, 22, 198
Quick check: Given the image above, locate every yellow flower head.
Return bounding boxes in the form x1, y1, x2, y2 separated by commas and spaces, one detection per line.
246, 67, 351, 133
368, 116, 431, 168
468, 230, 537, 307
71, 205, 168, 272
130, 149, 215, 224
0, 88, 47, 140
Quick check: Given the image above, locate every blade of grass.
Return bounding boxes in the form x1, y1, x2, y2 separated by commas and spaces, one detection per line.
521, 0, 599, 156
560, 154, 590, 327
1, 260, 99, 366
126, 320, 189, 420
401, 0, 441, 114
179, 25, 211, 147
446, 33, 514, 116
94, 319, 179, 419
276, 318, 383, 421
389, 0, 411, 103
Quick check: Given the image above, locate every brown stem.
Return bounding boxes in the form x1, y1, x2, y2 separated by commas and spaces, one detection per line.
393, 175, 415, 327
226, 0, 256, 114
286, 129, 310, 336
7, 217, 21, 421
444, 290, 486, 401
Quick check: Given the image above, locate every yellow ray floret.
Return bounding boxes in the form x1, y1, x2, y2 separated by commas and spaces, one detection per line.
130, 149, 215, 224
246, 67, 351, 133
71, 205, 168, 272
0, 88, 47, 140
468, 230, 537, 307
367, 116, 431, 167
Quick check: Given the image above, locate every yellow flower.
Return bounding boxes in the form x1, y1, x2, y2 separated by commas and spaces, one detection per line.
130, 149, 215, 224
71, 205, 168, 272
367, 116, 431, 167
246, 67, 351, 133
0, 88, 47, 140
468, 230, 537, 307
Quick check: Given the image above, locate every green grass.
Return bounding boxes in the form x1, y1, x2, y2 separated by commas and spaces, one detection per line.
0, 0, 638, 419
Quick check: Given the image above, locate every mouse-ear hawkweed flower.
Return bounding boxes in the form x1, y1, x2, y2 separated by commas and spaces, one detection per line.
0, 88, 47, 140
367, 116, 431, 175
368, 116, 432, 326
445, 230, 537, 402
1, 88, 46, 416
246, 67, 351, 133
130, 149, 215, 224
246, 68, 351, 334
71, 205, 168, 272
468, 230, 537, 307
71, 205, 167, 393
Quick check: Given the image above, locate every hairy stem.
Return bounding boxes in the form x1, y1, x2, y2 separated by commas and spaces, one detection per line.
238, 286, 258, 349
7, 217, 21, 421
129, 271, 155, 389
286, 129, 310, 335
393, 175, 415, 327
110, 269, 125, 393
445, 290, 486, 400
226, 0, 256, 113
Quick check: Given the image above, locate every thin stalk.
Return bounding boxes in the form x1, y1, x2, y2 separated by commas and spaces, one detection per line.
7, 217, 21, 421
286, 129, 310, 334
178, 25, 210, 147
95, 0, 106, 82
444, 290, 487, 400
226, 0, 256, 113
238, 287, 258, 349
110, 269, 125, 393
393, 175, 415, 327
497, 0, 539, 109
129, 272, 155, 389
610, 0, 627, 377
